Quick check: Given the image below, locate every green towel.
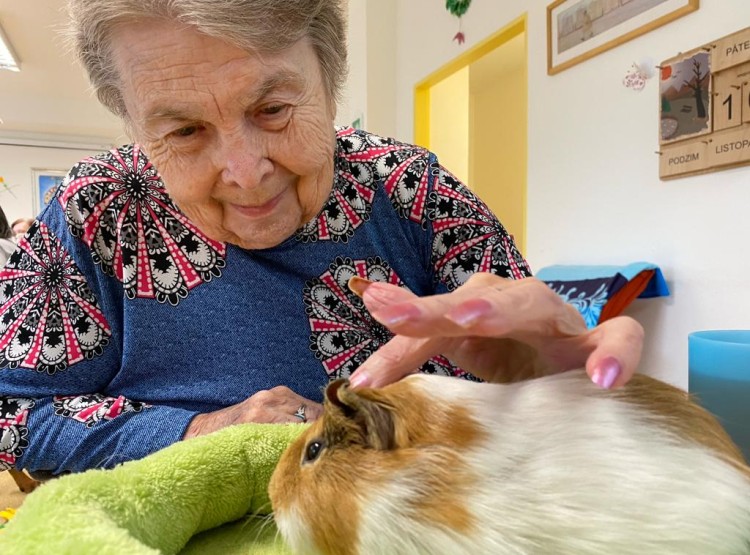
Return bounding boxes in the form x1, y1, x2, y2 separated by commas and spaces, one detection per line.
0, 423, 305, 554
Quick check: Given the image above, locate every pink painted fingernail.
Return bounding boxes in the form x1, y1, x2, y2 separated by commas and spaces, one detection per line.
363, 283, 402, 304
446, 299, 492, 327
349, 372, 370, 389
372, 303, 420, 326
591, 357, 621, 389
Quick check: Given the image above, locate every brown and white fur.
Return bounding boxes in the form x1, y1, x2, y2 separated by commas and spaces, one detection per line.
269, 370, 750, 555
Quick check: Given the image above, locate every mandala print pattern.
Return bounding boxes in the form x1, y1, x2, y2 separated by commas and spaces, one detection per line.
296, 128, 432, 242
59, 144, 227, 305
303, 256, 475, 381
297, 132, 376, 243
0, 221, 111, 374
303, 256, 396, 379
53, 393, 147, 428
0, 397, 35, 470
426, 167, 531, 291
420, 354, 480, 382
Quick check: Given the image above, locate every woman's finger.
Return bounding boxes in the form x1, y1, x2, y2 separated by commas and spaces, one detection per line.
584, 316, 645, 389
252, 388, 324, 423
279, 401, 322, 424
281, 394, 323, 422
348, 276, 643, 391
349, 335, 450, 389
361, 278, 586, 341
301, 402, 324, 422
353, 278, 420, 313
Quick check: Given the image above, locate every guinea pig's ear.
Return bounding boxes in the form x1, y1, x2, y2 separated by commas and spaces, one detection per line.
325, 379, 395, 450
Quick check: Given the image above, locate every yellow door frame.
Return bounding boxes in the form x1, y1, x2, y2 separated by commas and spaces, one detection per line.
413, 13, 527, 252
414, 14, 527, 147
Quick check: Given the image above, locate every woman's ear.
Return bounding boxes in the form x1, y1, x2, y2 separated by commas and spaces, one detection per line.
324, 379, 395, 450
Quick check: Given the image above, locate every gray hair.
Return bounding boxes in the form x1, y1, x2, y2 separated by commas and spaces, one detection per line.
66, 0, 348, 118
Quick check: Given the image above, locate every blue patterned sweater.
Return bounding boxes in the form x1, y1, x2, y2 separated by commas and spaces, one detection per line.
0, 128, 530, 474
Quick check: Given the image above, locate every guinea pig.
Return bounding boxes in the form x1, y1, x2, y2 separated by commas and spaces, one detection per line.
269, 370, 750, 555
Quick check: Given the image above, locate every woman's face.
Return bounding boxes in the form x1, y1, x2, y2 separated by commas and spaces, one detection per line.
110, 20, 336, 250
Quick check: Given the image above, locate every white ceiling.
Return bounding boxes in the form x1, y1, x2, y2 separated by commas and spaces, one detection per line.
0, 0, 126, 144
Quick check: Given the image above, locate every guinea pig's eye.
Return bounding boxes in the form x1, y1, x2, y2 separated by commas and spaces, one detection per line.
303, 439, 327, 464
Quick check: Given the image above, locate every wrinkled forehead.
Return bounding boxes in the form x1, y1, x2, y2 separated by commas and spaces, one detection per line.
107, 18, 312, 85
108, 18, 255, 76
108, 20, 323, 121
105, 11, 300, 54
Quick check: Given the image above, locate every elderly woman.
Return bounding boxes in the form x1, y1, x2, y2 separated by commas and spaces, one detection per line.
0, 0, 642, 476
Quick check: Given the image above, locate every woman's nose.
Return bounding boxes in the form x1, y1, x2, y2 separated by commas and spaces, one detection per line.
219, 130, 273, 189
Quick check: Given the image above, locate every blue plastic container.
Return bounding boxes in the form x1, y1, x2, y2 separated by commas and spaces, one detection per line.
688, 330, 750, 462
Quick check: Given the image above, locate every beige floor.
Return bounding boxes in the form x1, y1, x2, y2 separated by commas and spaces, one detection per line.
0, 471, 27, 512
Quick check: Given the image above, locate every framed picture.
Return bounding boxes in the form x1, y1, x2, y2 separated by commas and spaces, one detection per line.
31, 169, 67, 215
547, 0, 699, 75
659, 48, 711, 143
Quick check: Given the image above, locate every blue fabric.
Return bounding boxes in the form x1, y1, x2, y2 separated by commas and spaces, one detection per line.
0, 128, 530, 475
537, 263, 669, 329
535, 262, 670, 298
544, 278, 615, 329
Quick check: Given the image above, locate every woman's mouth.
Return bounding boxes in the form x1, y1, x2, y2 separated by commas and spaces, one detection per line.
230, 191, 284, 218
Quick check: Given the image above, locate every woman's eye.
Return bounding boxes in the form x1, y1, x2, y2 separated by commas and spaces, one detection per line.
303, 439, 326, 463
173, 126, 199, 137
260, 104, 286, 116
254, 104, 291, 130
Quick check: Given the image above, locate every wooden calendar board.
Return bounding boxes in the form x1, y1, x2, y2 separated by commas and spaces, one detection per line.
712, 29, 750, 73
713, 65, 744, 132
708, 125, 750, 168
659, 26, 750, 179
659, 140, 707, 179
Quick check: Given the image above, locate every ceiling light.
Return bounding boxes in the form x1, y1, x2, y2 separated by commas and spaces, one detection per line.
0, 23, 20, 72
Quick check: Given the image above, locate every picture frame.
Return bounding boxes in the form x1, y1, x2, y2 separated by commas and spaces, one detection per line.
659, 47, 712, 144
31, 169, 67, 215
547, 0, 699, 75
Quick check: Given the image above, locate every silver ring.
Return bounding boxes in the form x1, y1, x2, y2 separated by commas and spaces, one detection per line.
293, 404, 307, 422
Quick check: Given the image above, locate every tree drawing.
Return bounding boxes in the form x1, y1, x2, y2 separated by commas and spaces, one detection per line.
683, 57, 708, 119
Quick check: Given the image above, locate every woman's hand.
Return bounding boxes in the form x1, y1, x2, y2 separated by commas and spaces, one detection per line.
183, 386, 323, 440
348, 274, 644, 390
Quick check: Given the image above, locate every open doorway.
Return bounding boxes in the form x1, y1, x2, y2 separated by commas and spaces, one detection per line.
414, 15, 527, 252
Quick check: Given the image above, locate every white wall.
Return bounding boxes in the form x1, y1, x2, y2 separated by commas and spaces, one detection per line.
336, 0, 367, 128
0, 142, 110, 223
364, 0, 398, 139
338, 0, 398, 139
348, 0, 750, 388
